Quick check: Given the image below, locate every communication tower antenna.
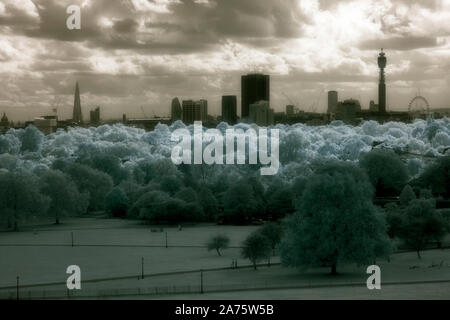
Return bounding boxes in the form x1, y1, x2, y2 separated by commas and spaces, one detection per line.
140, 106, 147, 118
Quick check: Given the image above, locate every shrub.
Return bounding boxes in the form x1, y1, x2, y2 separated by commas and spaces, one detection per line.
206, 234, 230, 256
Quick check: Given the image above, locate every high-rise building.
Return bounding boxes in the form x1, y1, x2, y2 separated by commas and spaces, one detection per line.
378, 49, 387, 114
182, 100, 197, 124
72, 82, 83, 124
221, 95, 237, 125
327, 91, 338, 114
182, 99, 208, 124
182, 100, 200, 124
249, 100, 274, 126
171, 97, 182, 121
198, 99, 208, 122
241, 74, 270, 119
90, 106, 100, 124
286, 105, 295, 116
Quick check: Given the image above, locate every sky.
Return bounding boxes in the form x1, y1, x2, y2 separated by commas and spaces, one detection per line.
0, 0, 449, 122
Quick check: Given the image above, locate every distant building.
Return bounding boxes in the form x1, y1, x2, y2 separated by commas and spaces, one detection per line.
336, 99, 360, 123
0, 113, 9, 128
182, 100, 198, 124
433, 108, 450, 119
90, 107, 100, 124
182, 99, 208, 124
127, 117, 171, 131
241, 74, 270, 119
34, 116, 57, 135
221, 95, 237, 125
248, 100, 274, 126
198, 99, 208, 122
72, 82, 83, 124
171, 98, 182, 121
327, 91, 338, 114
369, 100, 379, 112
286, 105, 295, 116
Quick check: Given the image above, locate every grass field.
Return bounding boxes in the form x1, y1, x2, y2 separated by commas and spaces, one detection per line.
1, 217, 450, 299
152, 282, 450, 300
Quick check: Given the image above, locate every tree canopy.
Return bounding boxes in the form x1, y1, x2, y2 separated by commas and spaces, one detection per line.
241, 231, 272, 270
281, 161, 391, 274
360, 149, 409, 197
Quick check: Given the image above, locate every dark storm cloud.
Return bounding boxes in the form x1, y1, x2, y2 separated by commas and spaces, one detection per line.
359, 36, 439, 51
1, 0, 98, 42
182, 0, 307, 39
113, 18, 139, 34
0, 0, 306, 53
92, 0, 306, 53
0, 3, 38, 27
1, 0, 133, 42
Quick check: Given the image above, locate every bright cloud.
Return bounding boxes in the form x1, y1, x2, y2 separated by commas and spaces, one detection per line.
0, 0, 449, 121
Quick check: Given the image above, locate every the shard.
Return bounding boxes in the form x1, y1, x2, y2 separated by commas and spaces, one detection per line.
72, 81, 83, 124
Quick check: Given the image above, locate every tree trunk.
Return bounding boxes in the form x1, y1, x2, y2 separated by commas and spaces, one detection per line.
417, 250, 421, 260
253, 261, 257, 270
216, 248, 221, 256
268, 257, 271, 267
13, 208, 18, 231
55, 217, 60, 225
7, 216, 11, 229
330, 249, 338, 275
331, 263, 337, 275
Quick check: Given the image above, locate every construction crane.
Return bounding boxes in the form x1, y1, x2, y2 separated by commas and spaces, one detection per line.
50, 96, 63, 119
282, 92, 301, 113
309, 89, 324, 113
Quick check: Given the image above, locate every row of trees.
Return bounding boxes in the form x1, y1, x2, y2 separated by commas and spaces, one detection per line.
386, 185, 448, 258
1, 144, 449, 232
205, 159, 449, 273
0, 170, 89, 230
206, 223, 283, 269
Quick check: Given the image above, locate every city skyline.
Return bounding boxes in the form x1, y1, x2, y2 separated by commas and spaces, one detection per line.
1, 0, 450, 122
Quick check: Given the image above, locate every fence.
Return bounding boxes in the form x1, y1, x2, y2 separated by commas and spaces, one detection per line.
0, 281, 355, 300
0, 285, 202, 300
3, 278, 450, 300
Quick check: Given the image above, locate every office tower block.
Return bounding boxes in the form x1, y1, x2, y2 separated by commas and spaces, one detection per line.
222, 95, 237, 125
241, 74, 270, 119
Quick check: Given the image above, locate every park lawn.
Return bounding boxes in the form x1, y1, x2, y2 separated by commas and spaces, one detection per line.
0, 217, 259, 288
3, 248, 450, 299
1, 217, 450, 299
0, 217, 258, 247
149, 282, 450, 300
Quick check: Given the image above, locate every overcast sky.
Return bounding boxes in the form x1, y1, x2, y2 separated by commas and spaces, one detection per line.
1, 0, 449, 122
